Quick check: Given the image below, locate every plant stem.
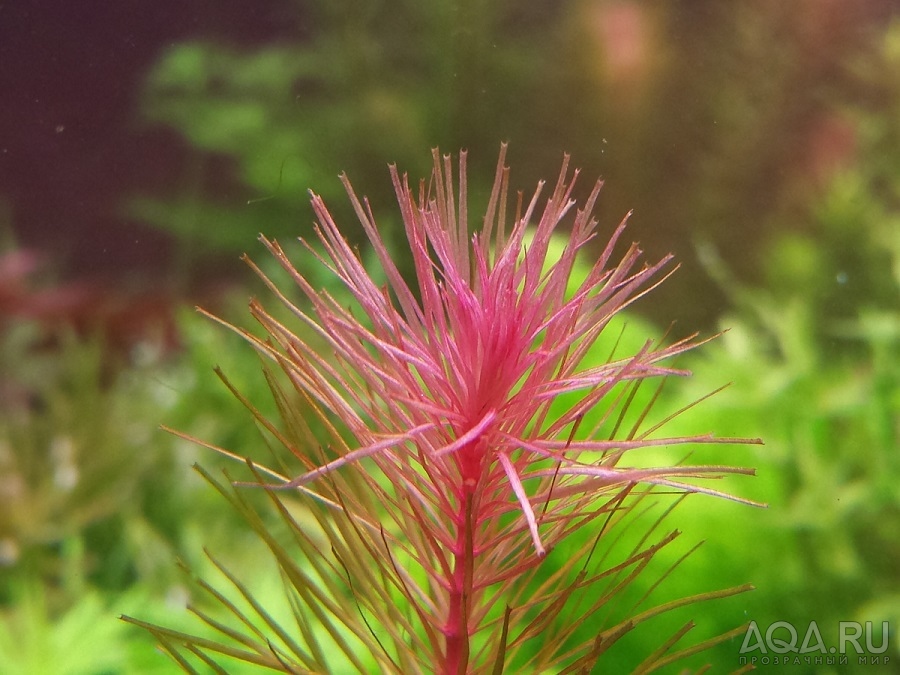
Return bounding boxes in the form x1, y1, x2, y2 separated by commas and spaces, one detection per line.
445, 486, 476, 674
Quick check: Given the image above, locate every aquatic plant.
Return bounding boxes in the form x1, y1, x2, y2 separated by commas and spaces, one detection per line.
126, 146, 760, 673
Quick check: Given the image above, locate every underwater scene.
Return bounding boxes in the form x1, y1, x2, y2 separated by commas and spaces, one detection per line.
1, 2, 898, 673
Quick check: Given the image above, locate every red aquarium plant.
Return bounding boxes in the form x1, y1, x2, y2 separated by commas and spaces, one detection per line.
128, 146, 761, 673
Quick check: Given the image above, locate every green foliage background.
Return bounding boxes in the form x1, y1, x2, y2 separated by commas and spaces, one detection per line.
1, 2, 897, 673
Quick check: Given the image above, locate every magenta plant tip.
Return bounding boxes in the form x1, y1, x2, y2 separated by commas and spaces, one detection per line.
173, 145, 762, 673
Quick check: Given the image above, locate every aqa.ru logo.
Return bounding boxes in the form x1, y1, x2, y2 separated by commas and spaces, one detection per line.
739, 621, 891, 668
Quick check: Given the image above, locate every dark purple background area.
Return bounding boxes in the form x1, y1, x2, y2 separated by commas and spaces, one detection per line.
0, 0, 302, 284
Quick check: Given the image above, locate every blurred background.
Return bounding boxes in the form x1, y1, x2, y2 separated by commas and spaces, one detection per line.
1, 1, 898, 672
